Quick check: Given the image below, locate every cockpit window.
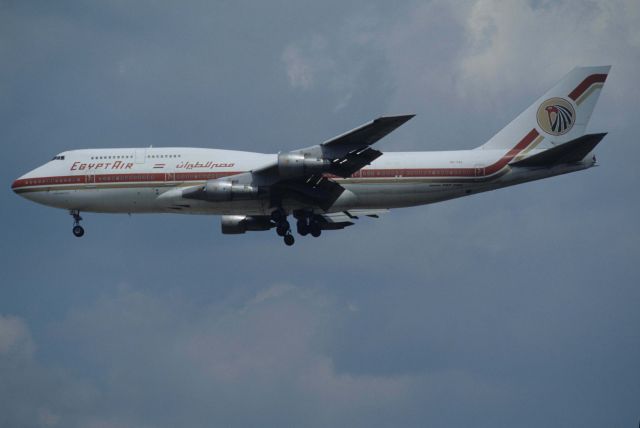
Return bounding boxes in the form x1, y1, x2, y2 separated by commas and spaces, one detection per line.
51, 155, 65, 160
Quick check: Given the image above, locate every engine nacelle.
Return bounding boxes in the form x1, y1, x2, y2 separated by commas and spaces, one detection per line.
278, 152, 330, 178
221, 215, 273, 234
184, 180, 258, 202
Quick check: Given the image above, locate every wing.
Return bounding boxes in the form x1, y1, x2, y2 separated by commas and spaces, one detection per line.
322, 115, 415, 148
251, 115, 414, 208
183, 115, 414, 212
253, 115, 413, 178
318, 115, 415, 177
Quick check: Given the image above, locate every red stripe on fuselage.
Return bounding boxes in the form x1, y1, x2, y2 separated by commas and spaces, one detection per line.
11, 171, 244, 190
350, 129, 539, 179
12, 174, 86, 189
12, 130, 540, 191
485, 128, 538, 174
569, 74, 608, 101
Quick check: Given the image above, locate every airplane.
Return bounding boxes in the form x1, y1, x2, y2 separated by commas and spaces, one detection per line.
12, 66, 609, 246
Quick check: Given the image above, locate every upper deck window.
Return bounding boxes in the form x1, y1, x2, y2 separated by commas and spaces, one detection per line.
51, 155, 65, 160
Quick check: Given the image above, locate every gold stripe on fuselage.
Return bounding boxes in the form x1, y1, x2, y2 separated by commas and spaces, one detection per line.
14, 169, 511, 194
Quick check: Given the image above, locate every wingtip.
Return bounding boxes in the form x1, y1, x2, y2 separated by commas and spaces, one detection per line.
376, 114, 416, 123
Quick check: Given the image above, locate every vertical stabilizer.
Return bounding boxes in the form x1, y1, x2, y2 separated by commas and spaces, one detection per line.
478, 66, 610, 150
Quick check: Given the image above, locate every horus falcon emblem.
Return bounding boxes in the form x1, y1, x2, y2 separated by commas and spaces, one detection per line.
545, 104, 573, 133
536, 97, 576, 136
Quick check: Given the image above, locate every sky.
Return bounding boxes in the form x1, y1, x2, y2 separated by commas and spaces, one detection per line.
1, 0, 639, 427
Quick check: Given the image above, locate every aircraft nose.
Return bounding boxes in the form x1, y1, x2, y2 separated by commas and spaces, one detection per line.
11, 174, 28, 195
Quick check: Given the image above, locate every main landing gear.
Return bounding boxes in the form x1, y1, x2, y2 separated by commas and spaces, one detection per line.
70, 210, 85, 237
294, 211, 321, 238
271, 209, 323, 246
271, 209, 295, 246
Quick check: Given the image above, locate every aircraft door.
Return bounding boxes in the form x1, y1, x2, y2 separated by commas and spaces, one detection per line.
86, 170, 96, 188
474, 164, 485, 178
134, 148, 147, 164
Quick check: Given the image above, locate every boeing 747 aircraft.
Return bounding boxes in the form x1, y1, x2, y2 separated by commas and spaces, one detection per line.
12, 66, 609, 245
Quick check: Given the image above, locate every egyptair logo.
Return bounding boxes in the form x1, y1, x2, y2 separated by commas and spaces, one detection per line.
536, 97, 575, 136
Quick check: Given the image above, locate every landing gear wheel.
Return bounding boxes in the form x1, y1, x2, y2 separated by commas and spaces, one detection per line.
276, 220, 290, 237
72, 225, 85, 237
70, 210, 85, 238
310, 222, 321, 238
297, 220, 309, 236
284, 234, 295, 246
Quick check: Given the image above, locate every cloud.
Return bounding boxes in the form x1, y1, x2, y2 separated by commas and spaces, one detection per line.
43, 283, 419, 426
457, 0, 640, 99
0, 315, 34, 358
281, 10, 390, 112
370, 0, 640, 150
0, 315, 100, 428
282, 38, 330, 90
0, 282, 514, 427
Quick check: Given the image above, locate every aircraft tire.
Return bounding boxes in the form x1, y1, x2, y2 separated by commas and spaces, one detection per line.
72, 225, 85, 237
284, 234, 295, 246
276, 220, 290, 237
310, 222, 321, 238
297, 220, 309, 236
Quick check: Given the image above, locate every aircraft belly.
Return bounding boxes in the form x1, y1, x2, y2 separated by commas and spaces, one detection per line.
168, 200, 267, 215
62, 188, 160, 213
25, 186, 267, 215
338, 181, 470, 209
19, 189, 75, 210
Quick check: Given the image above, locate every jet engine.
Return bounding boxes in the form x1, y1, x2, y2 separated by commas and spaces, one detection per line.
183, 179, 258, 202
277, 152, 330, 178
221, 215, 273, 234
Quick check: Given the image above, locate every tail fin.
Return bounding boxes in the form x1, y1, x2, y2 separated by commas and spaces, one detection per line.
478, 66, 610, 150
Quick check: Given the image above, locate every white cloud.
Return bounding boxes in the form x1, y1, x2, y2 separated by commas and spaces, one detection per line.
281, 11, 386, 112
0, 314, 100, 428
282, 45, 315, 90
282, 36, 333, 90
249, 282, 297, 305
0, 314, 34, 358
362, 0, 640, 150
457, 0, 640, 100
39, 282, 517, 427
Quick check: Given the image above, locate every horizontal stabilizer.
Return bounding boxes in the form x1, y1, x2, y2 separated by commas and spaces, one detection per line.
510, 133, 607, 167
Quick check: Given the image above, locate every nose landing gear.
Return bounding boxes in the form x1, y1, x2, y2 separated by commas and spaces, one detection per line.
70, 210, 85, 237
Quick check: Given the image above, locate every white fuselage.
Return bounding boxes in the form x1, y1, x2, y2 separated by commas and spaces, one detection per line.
12, 145, 594, 215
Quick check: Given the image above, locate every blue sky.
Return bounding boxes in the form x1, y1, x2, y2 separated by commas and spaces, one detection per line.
2, 1, 639, 427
